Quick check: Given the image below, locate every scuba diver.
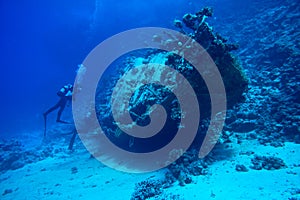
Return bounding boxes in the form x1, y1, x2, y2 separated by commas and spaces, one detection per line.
43, 84, 73, 136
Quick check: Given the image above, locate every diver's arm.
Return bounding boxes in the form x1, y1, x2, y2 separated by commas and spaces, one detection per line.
65, 90, 72, 97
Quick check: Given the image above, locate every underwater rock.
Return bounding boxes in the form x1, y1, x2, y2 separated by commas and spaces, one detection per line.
165, 150, 210, 186
2, 189, 13, 196
218, 0, 300, 147
0, 141, 25, 172
196, 7, 213, 17
290, 188, 300, 196
269, 141, 285, 148
0, 136, 78, 173
71, 167, 78, 174
0, 148, 39, 172
239, 151, 255, 156
229, 120, 257, 133
171, 6, 248, 115
288, 197, 300, 200
164, 171, 177, 187
235, 164, 249, 172
218, 130, 234, 144
133, 1, 299, 197
187, 160, 209, 176
287, 188, 300, 200
250, 155, 286, 170
96, 6, 248, 154
182, 13, 197, 30
131, 178, 184, 200
173, 19, 183, 29
295, 135, 300, 144
131, 179, 163, 200
178, 171, 192, 186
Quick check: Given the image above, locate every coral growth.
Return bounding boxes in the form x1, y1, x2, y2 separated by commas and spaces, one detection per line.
172, 7, 248, 111
250, 155, 286, 170
165, 149, 211, 186
131, 179, 163, 200
95, 7, 248, 153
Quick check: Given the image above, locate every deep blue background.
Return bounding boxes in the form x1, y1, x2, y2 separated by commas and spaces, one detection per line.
0, 0, 253, 137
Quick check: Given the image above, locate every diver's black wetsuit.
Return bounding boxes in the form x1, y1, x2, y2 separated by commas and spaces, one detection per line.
44, 96, 70, 122
44, 84, 72, 123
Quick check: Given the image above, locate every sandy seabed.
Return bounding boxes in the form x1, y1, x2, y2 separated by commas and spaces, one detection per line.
1, 137, 299, 200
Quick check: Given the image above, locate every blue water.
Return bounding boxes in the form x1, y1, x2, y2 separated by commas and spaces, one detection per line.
0, 0, 183, 135
0, 0, 257, 136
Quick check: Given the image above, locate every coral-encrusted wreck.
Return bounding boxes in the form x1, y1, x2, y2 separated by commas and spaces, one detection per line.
95, 7, 248, 152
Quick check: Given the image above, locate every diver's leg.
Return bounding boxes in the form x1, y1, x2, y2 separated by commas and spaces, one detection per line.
56, 98, 68, 123
68, 130, 77, 150
44, 101, 61, 117
43, 100, 61, 136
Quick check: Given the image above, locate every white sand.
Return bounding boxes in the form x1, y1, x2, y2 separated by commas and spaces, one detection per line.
162, 141, 300, 200
0, 140, 299, 200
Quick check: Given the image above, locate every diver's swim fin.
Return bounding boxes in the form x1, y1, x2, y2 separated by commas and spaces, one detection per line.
68, 131, 77, 150
57, 120, 72, 124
